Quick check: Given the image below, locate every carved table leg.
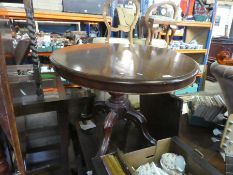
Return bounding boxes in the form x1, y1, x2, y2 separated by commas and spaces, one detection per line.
98, 92, 156, 155
125, 109, 156, 145
99, 111, 118, 155
168, 26, 176, 45
94, 101, 109, 114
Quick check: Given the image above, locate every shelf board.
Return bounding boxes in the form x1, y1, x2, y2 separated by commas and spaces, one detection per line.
196, 73, 203, 78
0, 7, 111, 23
28, 52, 51, 57
176, 21, 212, 28
149, 17, 212, 28
38, 52, 51, 57
160, 32, 183, 37
175, 49, 207, 54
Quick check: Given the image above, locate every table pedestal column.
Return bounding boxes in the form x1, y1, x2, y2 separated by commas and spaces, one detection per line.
96, 93, 156, 155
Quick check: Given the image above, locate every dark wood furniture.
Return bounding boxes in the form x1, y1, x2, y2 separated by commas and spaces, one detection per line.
11, 73, 69, 175
0, 140, 9, 175
3, 39, 31, 65
140, 94, 183, 140
50, 43, 199, 155
207, 37, 233, 81
216, 51, 233, 65
5, 64, 96, 174
0, 40, 92, 174
0, 35, 25, 174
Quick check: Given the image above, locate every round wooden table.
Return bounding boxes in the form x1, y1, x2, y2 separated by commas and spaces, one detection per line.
50, 43, 199, 155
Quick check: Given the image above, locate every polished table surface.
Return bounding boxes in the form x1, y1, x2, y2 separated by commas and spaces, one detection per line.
50, 43, 199, 94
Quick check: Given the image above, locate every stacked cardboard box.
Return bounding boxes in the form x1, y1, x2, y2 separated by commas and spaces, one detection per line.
101, 137, 222, 175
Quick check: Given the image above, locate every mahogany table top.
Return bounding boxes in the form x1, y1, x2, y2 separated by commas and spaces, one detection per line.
50, 43, 199, 94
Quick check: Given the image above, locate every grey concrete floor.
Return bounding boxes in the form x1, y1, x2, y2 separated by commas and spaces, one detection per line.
203, 80, 222, 95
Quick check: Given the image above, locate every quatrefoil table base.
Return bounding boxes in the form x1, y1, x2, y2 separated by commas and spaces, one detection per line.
95, 92, 156, 155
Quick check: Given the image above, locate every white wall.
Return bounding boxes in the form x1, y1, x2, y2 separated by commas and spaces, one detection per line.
212, 5, 233, 37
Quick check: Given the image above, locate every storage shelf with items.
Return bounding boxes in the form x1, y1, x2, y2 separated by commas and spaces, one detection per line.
169, 1, 217, 93
0, 7, 111, 23
178, 21, 214, 92
0, 4, 111, 60
140, 0, 217, 94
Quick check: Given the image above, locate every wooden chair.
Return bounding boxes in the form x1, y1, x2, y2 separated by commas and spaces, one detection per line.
0, 33, 25, 175
144, 1, 178, 46
93, 0, 140, 44
14, 39, 31, 65
0, 28, 74, 175
0, 18, 69, 175
93, 0, 140, 102
3, 38, 30, 65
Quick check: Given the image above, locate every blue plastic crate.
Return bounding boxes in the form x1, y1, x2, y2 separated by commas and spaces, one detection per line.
37, 46, 53, 52
175, 83, 198, 95
53, 46, 64, 51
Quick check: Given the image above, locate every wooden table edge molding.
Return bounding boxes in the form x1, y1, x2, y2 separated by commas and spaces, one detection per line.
0, 7, 112, 23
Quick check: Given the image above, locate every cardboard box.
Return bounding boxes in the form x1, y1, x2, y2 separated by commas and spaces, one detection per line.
121, 137, 222, 175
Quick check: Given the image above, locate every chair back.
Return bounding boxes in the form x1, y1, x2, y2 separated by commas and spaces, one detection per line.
145, 1, 178, 27
14, 39, 31, 65
103, 0, 140, 44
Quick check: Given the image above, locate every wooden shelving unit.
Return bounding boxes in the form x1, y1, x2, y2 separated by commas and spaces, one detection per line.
0, 7, 111, 23
1, 6, 112, 58
172, 3, 217, 91
2, 2, 217, 92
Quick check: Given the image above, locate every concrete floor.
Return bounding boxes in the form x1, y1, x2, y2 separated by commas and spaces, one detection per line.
204, 80, 222, 95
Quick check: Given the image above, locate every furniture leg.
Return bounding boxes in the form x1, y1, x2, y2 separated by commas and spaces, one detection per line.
139, 18, 143, 38
149, 29, 155, 45
94, 101, 109, 114
146, 28, 152, 45
125, 109, 156, 145
57, 107, 69, 174
120, 119, 131, 151
129, 30, 133, 44
99, 111, 118, 155
169, 27, 176, 45
163, 25, 170, 45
